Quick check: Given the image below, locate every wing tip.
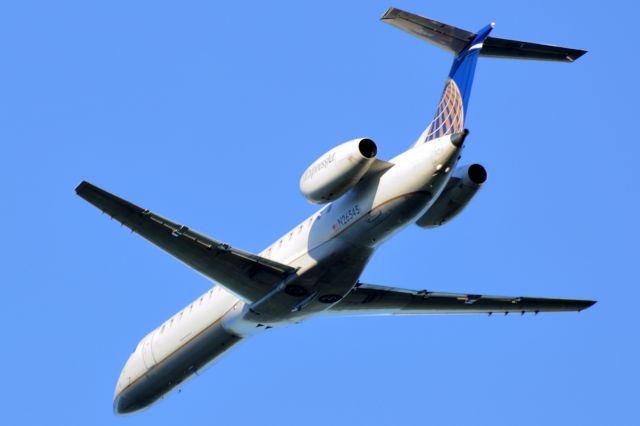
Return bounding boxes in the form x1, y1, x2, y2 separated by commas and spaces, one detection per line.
578, 299, 597, 311
568, 49, 588, 62
380, 7, 398, 21
75, 180, 91, 195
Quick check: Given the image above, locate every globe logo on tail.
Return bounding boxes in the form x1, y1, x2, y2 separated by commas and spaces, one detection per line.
424, 79, 464, 142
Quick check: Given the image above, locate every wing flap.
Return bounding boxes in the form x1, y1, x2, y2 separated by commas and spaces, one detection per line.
328, 283, 595, 316
75, 181, 295, 302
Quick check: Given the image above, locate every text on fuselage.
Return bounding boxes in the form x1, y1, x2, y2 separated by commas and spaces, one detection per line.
336, 205, 361, 229
302, 152, 336, 182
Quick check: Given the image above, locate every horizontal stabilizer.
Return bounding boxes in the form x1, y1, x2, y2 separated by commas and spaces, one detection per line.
381, 7, 586, 62
327, 283, 596, 316
381, 7, 474, 54
481, 36, 586, 62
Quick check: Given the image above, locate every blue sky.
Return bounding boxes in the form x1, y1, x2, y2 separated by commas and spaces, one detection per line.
2, 1, 638, 425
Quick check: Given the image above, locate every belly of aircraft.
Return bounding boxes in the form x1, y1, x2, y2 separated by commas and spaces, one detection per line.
244, 191, 433, 324
244, 238, 374, 323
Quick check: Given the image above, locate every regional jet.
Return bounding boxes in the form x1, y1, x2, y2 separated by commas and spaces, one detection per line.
76, 8, 594, 414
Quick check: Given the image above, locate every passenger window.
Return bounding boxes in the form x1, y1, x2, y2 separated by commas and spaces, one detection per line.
199, 297, 204, 305
160, 325, 165, 334
288, 232, 293, 240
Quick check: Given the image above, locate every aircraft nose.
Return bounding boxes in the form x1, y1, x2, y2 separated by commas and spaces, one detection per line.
113, 354, 147, 414
113, 393, 125, 415
113, 368, 130, 414
113, 385, 147, 415
113, 388, 133, 415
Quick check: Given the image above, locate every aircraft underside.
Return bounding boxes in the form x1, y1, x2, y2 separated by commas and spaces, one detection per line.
76, 6, 593, 415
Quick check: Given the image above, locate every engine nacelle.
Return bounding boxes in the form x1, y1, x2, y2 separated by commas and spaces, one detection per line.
416, 163, 487, 228
300, 138, 378, 204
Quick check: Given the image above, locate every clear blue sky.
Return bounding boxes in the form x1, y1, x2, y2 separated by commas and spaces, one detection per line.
2, 1, 638, 425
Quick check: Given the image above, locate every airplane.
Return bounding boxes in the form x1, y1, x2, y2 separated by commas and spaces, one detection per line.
76, 7, 594, 415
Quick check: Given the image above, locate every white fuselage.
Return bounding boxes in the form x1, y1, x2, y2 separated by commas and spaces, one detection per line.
113, 134, 461, 414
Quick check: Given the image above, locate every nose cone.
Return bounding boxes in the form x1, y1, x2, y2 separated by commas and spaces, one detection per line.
113, 387, 148, 415
113, 392, 130, 415
113, 362, 132, 414
113, 349, 150, 415
113, 377, 139, 415
113, 378, 153, 415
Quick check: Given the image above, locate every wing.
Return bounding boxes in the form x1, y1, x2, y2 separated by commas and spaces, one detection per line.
75, 181, 295, 302
327, 283, 595, 316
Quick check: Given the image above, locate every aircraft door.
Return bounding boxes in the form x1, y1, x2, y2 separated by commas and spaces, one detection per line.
141, 332, 157, 369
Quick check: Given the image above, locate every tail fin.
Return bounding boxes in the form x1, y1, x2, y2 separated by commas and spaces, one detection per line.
381, 8, 586, 145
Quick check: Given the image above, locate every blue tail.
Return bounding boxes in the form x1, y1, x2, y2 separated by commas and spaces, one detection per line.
381, 8, 586, 145
448, 24, 495, 120
419, 23, 494, 144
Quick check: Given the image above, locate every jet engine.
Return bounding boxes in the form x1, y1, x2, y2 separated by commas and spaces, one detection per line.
300, 138, 377, 204
416, 163, 487, 228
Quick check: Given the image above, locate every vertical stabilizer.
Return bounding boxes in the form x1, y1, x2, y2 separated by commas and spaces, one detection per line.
416, 23, 493, 145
